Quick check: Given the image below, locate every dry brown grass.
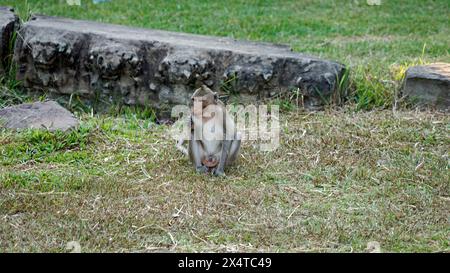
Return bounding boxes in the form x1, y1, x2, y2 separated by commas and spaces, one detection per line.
1, 107, 449, 252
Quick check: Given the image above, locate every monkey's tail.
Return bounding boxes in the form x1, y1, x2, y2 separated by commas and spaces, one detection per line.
176, 140, 189, 156
177, 145, 189, 156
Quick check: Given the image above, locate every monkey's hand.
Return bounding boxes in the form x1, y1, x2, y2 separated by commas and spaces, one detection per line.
196, 165, 209, 174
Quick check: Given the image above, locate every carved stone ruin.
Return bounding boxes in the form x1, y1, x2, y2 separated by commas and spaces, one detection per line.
10, 13, 347, 116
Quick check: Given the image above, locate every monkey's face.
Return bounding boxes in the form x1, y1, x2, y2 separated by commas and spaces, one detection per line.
191, 87, 218, 118
191, 96, 206, 117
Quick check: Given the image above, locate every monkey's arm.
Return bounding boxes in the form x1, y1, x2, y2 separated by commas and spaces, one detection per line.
213, 140, 231, 176
213, 110, 235, 177
189, 137, 209, 174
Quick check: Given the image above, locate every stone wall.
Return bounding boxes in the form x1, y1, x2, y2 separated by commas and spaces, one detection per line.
5, 9, 347, 115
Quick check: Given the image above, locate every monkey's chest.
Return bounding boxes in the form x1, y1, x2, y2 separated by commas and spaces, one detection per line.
200, 122, 224, 154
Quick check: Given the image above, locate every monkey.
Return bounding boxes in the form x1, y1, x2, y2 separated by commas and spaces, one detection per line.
177, 85, 241, 176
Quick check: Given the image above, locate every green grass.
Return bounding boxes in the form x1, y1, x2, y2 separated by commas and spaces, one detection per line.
3, 0, 450, 109
0, 0, 449, 252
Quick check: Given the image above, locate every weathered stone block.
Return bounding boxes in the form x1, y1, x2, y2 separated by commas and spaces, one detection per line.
14, 15, 346, 114
403, 63, 450, 110
0, 100, 79, 131
0, 6, 19, 75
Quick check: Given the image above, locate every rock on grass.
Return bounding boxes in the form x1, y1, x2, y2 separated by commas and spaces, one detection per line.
0, 6, 19, 75
0, 100, 79, 131
402, 63, 450, 111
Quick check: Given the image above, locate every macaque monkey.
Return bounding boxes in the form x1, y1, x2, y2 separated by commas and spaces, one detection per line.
177, 85, 241, 176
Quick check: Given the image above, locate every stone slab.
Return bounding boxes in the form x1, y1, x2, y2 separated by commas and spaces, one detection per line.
403, 63, 450, 110
0, 100, 79, 131
0, 6, 19, 75
14, 15, 347, 114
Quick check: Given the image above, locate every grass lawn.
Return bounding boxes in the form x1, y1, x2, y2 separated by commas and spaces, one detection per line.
0, 0, 449, 252
5, 0, 450, 110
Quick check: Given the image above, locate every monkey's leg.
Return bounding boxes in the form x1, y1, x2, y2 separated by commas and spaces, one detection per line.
190, 139, 209, 173
213, 140, 231, 176
226, 138, 241, 165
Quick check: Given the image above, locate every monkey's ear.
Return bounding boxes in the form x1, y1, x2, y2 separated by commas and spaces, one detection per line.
213, 92, 218, 101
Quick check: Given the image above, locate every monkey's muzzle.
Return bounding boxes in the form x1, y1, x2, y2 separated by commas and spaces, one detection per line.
202, 156, 219, 168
